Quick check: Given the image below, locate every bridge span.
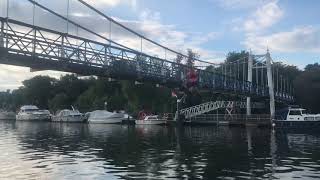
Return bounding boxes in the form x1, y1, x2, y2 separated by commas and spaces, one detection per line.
0, 0, 295, 118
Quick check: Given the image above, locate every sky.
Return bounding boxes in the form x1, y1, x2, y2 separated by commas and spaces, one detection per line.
0, 0, 319, 91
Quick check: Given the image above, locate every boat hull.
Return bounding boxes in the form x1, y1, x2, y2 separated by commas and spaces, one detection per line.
273, 120, 320, 129
88, 117, 124, 124
52, 116, 85, 123
16, 114, 50, 121
135, 120, 166, 125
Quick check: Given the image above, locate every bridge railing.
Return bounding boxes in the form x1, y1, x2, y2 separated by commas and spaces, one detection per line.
0, 17, 293, 101
179, 100, 266, 119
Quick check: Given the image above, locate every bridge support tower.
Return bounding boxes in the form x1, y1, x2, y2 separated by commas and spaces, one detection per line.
266, 50, 275, 118
246, 51, 253, 115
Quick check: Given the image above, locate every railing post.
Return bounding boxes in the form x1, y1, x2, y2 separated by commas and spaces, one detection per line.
246, 51, 253, 116
61, 34, 65, 58
104, 46, 108, 66
0, 20, 4, 48
32, 28, 36, 55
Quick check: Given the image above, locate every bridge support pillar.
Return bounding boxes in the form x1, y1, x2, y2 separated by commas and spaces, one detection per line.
266, 50, 275, 118
246, 51, 253, 115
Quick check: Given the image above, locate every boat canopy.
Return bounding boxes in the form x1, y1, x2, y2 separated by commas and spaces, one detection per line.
89, 110, 123, 119
57, 109, 81, 116
20, 105, 39, 110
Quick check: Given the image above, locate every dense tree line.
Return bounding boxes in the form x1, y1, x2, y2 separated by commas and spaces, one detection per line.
0, 51, 319, 114
0, 74, 175, 116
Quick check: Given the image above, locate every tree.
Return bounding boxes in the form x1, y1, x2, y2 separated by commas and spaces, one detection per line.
175, 54, 184, 64
294, 63, 320, 113
22, 76, 56, 108
49, 93, 69, 113
305, 63, 320, 71
186, 49, 198, 67
54, 74, 92, 104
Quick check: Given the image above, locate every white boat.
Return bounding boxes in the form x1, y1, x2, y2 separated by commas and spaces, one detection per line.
273, 107, 320, 128
0, 110, 16, 120
135, 115, 166, 125
88, 110, 125, 124
52, 108, 85, 123
16, 105, 51, 121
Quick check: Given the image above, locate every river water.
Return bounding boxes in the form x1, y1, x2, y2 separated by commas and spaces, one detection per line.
0, 121, 320, 179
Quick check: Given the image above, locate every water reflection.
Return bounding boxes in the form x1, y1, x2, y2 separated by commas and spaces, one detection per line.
0, 121, 320, 179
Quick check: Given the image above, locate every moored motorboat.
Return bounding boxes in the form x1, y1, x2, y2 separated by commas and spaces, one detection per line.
16, 105, 51, 121
52, 108, 86, 123
135, 115, 166, 125
87, 110, 125, 124
273, 107, 320, 128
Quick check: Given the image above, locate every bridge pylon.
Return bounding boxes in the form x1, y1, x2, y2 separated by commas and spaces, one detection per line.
266, 50, 275, 118
246, 51, 253, 115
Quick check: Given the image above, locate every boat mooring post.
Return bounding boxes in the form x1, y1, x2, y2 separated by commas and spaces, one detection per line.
104, 101, 108, 111
175, 98, 182, 125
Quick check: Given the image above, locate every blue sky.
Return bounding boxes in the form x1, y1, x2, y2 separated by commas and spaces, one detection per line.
0, 0, 319, 90
98, 0, 319, 67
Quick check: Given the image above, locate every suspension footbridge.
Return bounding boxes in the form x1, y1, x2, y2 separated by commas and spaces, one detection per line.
0, 0, 294, 119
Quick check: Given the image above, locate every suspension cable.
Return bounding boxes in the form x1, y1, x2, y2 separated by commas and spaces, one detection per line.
77, 0, 220, 66
27, 0, 138, 52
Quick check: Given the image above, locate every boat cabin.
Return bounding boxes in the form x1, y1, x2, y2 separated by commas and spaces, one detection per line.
20, 105, 39, 112
284, 108, 320, 121
56, 109, 82, 117
286, 108, 305, 121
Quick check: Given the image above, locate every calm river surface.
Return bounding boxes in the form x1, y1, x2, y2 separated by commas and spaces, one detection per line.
0, 121, 320, 179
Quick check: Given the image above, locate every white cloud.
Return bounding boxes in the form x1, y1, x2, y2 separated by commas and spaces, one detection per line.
214, 0, 261, 10
0, 65, 69, 91
243, 26, 320, 53
84, 0, 136, 9
243, 0, 283, 33
111, 9, 223, 61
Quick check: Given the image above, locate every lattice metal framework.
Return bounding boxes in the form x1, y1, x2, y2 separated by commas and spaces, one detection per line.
180, 101, 265, 119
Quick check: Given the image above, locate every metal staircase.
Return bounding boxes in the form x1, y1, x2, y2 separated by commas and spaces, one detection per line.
179, 101, 264, 119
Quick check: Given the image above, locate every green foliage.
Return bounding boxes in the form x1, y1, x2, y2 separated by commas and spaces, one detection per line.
294, 63, 320, 113
48, 93, 69, 113
273, 62, 301, 82
305, 63, 320, 71
22, 76, 56, 109
175, 54, 183, 64
186, 49, 199, 67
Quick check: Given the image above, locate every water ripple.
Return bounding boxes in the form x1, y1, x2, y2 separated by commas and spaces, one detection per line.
0, 121, 320, 179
